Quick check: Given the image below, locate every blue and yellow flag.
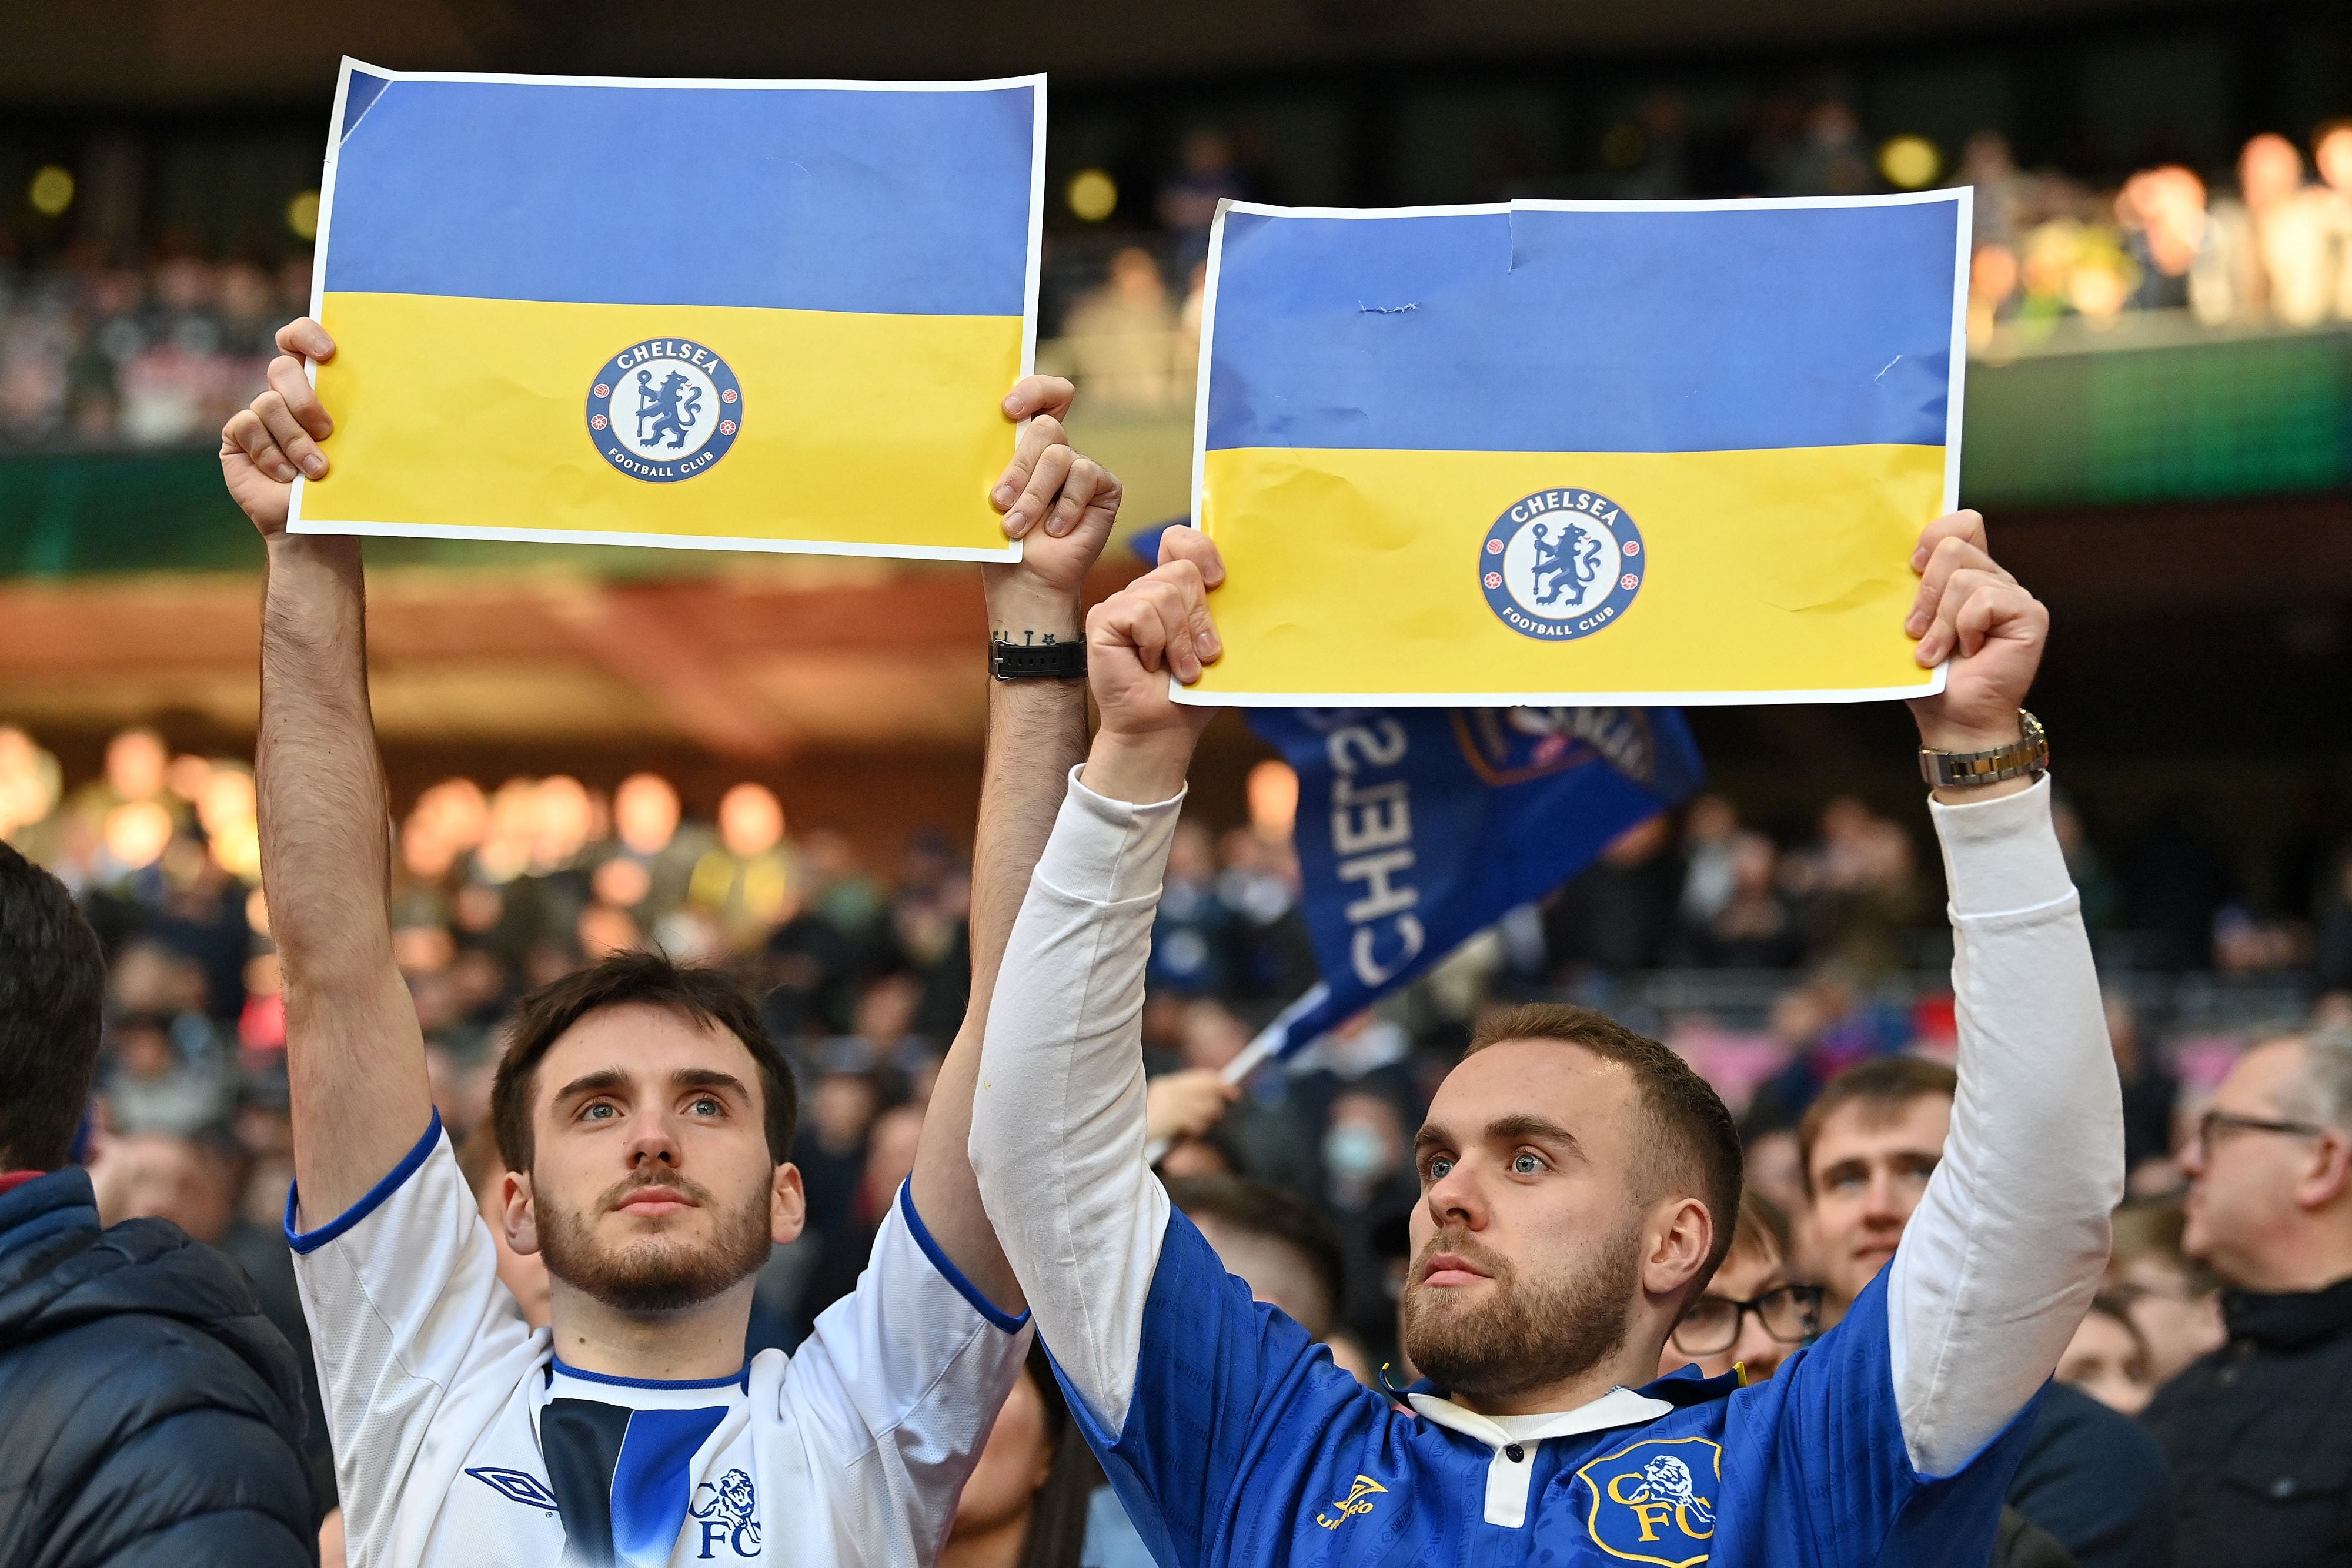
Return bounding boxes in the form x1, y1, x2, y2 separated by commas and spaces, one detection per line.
291, 59, 1043, 560
1182, 194, 1970, 704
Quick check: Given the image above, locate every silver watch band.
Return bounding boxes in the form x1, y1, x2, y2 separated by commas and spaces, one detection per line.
1919, 709, 2048, 788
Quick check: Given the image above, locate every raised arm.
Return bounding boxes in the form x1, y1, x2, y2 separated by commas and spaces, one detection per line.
222, 318, 436, 1225
1887, 510, 2123, 1473
969, 546, 1222, 1426
907, 379, 1122, 1311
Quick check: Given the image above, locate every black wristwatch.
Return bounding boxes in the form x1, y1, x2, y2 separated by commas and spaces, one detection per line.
990, 634, 1087, 681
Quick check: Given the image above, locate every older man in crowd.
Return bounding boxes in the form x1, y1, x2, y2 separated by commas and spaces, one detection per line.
2143, 1029, 2352, 1564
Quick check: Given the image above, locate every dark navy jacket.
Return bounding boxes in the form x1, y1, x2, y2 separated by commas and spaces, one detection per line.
0, 1167, 318, 1567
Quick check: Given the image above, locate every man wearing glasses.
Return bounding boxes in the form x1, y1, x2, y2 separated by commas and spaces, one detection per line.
1800, 1056, 2173, 1568
2144, 1029, 2352, 1566
1655, 1191, 1819, 1384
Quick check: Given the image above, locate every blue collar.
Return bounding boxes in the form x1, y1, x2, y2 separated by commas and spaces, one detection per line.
0, 1166, 99, 1269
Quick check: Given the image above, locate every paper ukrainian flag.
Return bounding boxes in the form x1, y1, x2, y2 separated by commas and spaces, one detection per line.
1181, 192, 1972, 704
290, 59, 1044, 560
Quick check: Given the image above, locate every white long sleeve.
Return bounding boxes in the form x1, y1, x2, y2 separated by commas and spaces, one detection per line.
970, 771, 1182, 1433
1887, 775, 2123, 1474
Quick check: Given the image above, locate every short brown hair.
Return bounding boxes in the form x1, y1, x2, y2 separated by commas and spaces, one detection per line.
1165, 1174, 1347, 1336
1466, 1002, 1744, 1282
489, 951, 799, 1174
1729, 1188, 1793, 1268
1796, 1055, 1956, 1198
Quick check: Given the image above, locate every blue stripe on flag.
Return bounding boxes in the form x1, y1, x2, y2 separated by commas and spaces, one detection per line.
1205, 201, 1959, 454
324, 79, 1036, 316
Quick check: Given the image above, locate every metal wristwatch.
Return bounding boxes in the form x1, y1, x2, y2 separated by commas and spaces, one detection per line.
1919, 708, 2048, 788
989, 634, 1087, 681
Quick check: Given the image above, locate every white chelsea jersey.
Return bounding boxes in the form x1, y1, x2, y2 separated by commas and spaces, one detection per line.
288, 1116, 1030, 1568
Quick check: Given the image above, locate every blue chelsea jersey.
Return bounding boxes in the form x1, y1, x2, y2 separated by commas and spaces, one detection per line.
1053, 1211, 2039, 1568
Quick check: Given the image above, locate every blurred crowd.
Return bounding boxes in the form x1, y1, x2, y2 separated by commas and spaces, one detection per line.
0, 242, 312, 447
9, 115, 2350, 442
1962, 123, 2352, 354
8, 717, 2351, 1389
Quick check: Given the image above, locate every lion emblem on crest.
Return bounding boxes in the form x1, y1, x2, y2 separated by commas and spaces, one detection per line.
690, 1467, 760, 1545
634, 367, 706, 450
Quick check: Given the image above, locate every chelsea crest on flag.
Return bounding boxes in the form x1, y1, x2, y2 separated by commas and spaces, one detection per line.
1177, 190, 1974, 707
288, 59, 1044, 561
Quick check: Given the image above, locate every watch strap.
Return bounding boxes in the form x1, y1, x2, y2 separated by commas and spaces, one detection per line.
990, 635, 1087, 681
1919, 709, 2048, 788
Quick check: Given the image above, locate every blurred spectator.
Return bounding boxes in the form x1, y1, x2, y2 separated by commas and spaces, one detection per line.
2105, 1197, 2224, 1386
1165, 1174, 1348, 1343
1167, 998, 1317, 1194
452, 1117, 552, 1332
1680, 828, 1806, 968
793, 1101, 924, 1340
1315, 1088, 1420, 1355
2055, 1295, 2154, 1415
1156, 130, 1248, 265
1150, 821, 1231, 995
1963, 131, 2027, 249
1544, 813, 1681, 974
2145, 1030, 2352, 1564
1658, 1189, 1819, 1383
1061, 249, 1180, 410
1775, 99, 1874, 196
2106, 994, 2180, 1181
2319, 121, 2352, 322
944, 1343, 1094, 1568
1802, 1055, 2174, 1568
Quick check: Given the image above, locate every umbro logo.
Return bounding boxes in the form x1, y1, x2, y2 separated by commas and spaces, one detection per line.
467, 1466, 559, 1511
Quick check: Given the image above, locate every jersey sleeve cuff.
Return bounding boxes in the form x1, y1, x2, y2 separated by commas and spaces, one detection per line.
1035, 767, 1186, 906
285, 1110, 444, 1255
1928, 774, 2076, 920
897, 1179, 1029, 1335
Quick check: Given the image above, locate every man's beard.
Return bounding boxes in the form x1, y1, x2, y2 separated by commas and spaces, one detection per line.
536, 1168, 773, 1315
1401, 1216, 1641, 1403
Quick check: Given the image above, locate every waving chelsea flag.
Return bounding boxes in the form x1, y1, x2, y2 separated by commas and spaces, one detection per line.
1240, 705, 1703, 1063
1181, 192, 1970, 704
290, 59, 1043, 559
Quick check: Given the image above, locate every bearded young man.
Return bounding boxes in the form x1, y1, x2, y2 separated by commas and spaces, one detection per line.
220, 316, 1138, 1568
972, 512, 2123, 1567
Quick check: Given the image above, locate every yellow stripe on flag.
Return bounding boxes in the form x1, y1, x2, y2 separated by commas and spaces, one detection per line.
1192, 443, 1947, 701
305, 292, 1025, 556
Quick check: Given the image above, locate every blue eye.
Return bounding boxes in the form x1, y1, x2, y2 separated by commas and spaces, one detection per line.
1426, 1155, 1455, 1181
1512, 1152, 1544, 1176
689, 1096, 721, 1116
582, 1102, 616, 1121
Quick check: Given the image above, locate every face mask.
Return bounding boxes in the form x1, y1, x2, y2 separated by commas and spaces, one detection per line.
1323, 1121, 1391, 1182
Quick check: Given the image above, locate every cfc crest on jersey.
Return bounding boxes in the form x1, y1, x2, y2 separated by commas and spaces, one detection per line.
1576, 1436, 1721, 1567
689, 1467, 761, 1559
586, 339, 744, 483
1478, 488, 1646, 642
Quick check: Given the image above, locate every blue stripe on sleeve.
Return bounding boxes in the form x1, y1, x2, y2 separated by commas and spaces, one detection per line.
1205, 200, 1960, 453
323, 79, 1035, 316
897, 1179, 1030, 1333
284, 1110, 443, 1255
